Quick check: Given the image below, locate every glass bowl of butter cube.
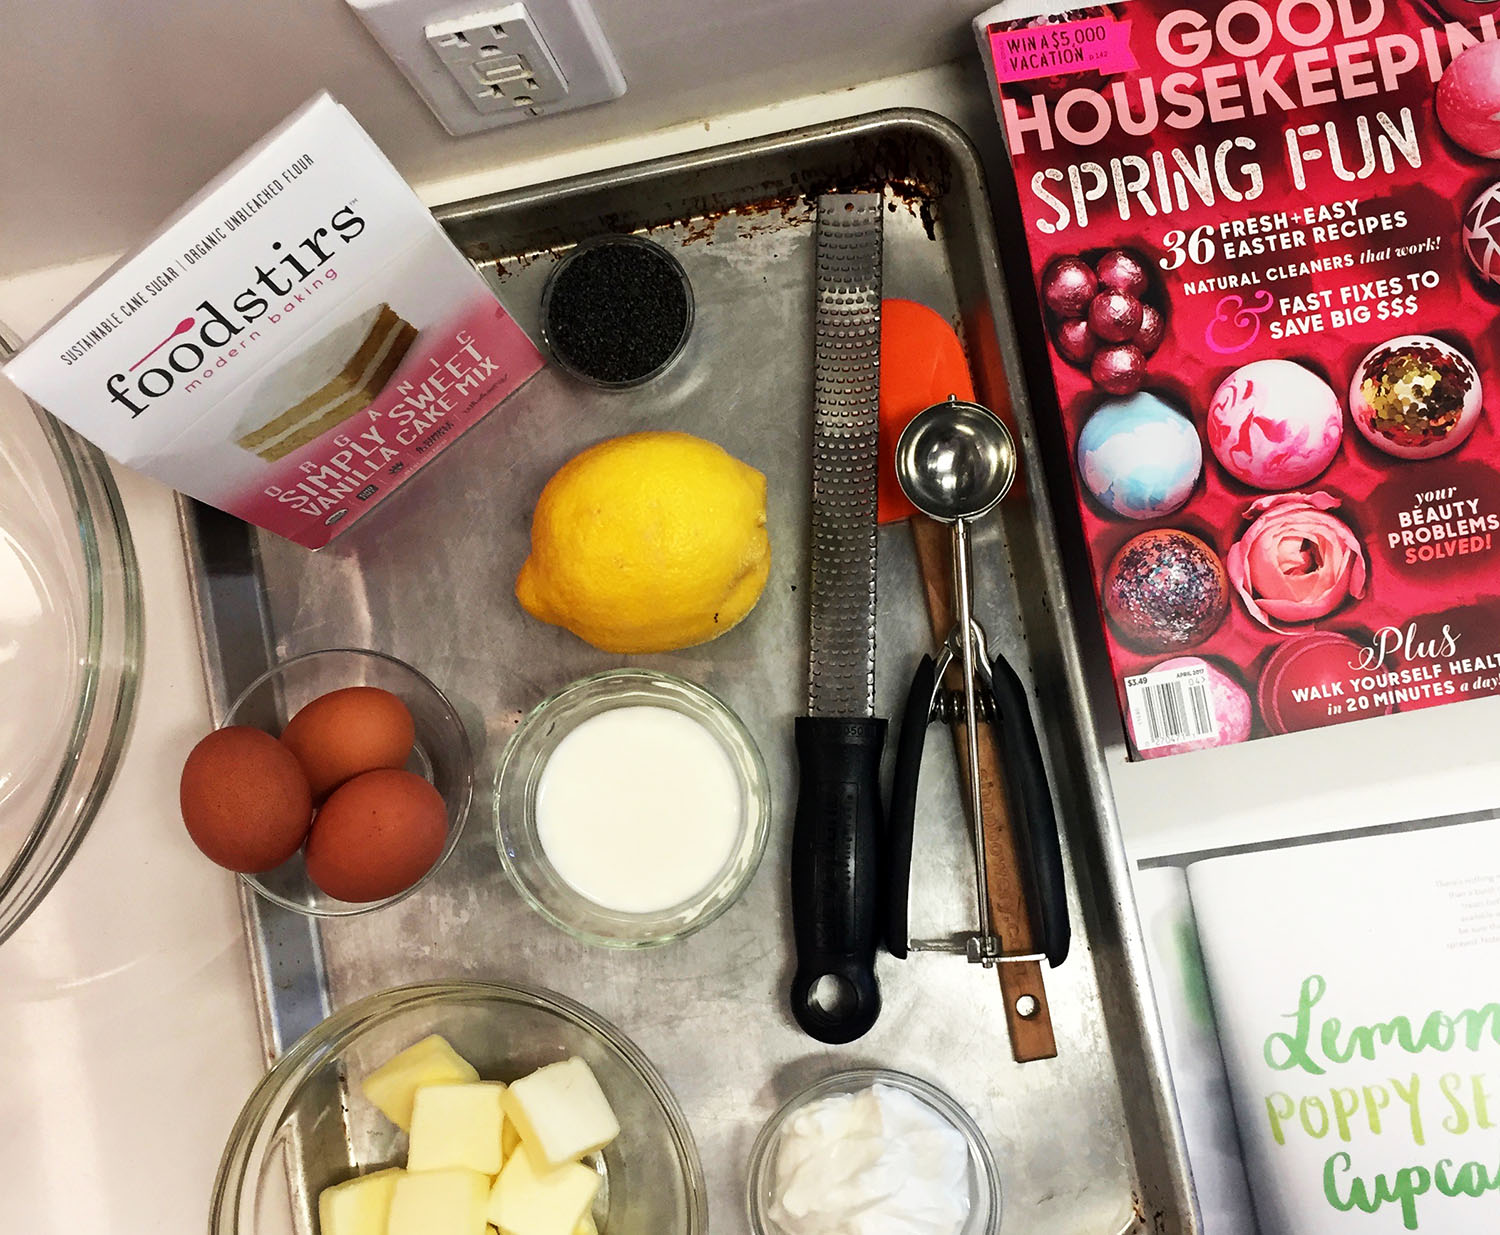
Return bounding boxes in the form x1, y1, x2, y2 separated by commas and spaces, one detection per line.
212, 980, 706, 1235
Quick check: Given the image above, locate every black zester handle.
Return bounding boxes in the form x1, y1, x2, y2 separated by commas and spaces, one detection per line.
789, 715, 885, 1043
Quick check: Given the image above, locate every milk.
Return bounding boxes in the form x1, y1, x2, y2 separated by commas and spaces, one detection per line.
535, 706, 741, 913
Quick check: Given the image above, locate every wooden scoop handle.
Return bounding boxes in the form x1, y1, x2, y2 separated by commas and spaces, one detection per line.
910, 516, 1057, 1062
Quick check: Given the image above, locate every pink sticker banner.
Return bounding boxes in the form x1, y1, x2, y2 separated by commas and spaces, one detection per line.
988, 18, 1137, 84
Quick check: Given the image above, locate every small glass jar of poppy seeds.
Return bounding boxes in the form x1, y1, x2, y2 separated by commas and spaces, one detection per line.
539, 234, 695, 389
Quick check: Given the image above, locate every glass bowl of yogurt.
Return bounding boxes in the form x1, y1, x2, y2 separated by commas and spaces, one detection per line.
493, 669, 770, 947
747, 1069, 1002, 1235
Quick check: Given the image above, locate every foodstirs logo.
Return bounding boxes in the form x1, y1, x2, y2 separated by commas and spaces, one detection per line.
104, 205, 365, 417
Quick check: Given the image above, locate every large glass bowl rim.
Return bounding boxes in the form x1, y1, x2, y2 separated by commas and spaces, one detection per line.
0, 329, 143, 945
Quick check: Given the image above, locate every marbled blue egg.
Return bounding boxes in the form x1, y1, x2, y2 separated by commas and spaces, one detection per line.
1077, 393, 1202, 520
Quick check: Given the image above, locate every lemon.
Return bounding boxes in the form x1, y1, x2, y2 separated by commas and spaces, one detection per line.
516, 432, 771, 654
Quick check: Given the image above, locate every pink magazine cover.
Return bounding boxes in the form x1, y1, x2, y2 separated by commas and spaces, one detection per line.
976, 1, 1500, 757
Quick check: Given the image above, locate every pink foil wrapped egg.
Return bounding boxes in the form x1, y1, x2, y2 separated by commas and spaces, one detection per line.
1437, 40, 1500, 159
1206, 359, 1343, 489
1428, 0, 1500, 19
1348, 335, 1483, 460
1128, 657, 1253, 758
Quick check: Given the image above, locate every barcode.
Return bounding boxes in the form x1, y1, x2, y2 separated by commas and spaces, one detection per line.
1124, 664, 1217, 750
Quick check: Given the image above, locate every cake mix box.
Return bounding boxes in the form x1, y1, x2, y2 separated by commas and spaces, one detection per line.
2, 93, 542, 549
975, 0, 1500, 757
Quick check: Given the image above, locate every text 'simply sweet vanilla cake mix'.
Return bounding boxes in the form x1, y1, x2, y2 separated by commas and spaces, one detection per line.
976, 0, 1500, 757
2, 93, 542, 549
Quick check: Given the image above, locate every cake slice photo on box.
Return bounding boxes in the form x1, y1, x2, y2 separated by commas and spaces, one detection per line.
237, 303, 419, 463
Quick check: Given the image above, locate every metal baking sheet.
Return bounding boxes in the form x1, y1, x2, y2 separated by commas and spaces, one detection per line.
180, 109, 1198, 1234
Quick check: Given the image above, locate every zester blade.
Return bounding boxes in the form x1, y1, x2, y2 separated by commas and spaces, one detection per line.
808, 192, 883, 718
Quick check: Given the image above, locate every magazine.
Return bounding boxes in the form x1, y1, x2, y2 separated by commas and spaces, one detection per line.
974, 1, 1500, 757
1135, 818, 1500, 1232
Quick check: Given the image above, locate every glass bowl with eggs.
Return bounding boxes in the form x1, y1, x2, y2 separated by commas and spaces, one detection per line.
493, 669, 769, 947
747, 1068, 1002, 1235
179, 647, 473, 916
212, 979, 706, 1235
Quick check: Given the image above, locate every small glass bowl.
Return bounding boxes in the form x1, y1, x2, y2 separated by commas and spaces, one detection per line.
493, 669, 769, 947
212, 980, 707, 1235
539, 234, 695, 389
747, 1069, 1002, 1235
224, 648, 473, 916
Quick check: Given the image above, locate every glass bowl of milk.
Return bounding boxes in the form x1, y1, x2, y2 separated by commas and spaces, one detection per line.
494, 669, 770, 947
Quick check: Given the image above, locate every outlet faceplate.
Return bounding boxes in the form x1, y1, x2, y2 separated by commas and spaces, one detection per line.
427, 7, 567, 115
347, 0, 626, 136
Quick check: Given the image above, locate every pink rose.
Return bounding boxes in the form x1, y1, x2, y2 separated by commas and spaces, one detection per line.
1226, 492, 1367, 630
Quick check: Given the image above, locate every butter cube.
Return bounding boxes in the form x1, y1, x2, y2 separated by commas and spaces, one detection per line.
408, 1082, 507, 1175
361, 1035, 480, 1132
486, 1145, 600, 1235
317, 1167, 402, 1235
575, 1213, 598, 1235
386, 1168, 489, 1235
501, 1058, 619, 1168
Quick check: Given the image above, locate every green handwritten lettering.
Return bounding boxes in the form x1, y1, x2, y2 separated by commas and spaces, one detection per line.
1452, 1005, 1500, 1050
1325, 1152, 1358, 1213
1441, 1073, 1469, 1135
1332, 1087, 1360, 1141
1476, 1074, 1495, 1130
1266, 975, 1328, 1075
1392, 1074, 1425, 1146
1322, 1153, 1429, 1230
1265, 1092, 1294, 1146
1264, 977, 1500, 1075
1434, 1155, 1499, 1199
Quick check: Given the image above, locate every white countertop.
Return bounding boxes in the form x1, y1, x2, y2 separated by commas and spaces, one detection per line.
6, 60, 1500, 1234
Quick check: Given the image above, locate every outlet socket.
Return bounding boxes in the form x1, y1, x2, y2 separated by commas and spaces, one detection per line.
347, 0, 626, 136
427, 8, 568, 114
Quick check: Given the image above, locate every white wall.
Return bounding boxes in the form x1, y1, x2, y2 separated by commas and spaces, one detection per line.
0, 0, 987, 279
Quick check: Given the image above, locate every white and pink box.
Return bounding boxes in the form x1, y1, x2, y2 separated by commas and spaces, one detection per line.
3, 93, 542, 548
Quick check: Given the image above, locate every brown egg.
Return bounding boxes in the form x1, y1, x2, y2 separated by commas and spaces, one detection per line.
180, 726, 313, 872
304, 769, 447, 902
280, 686, 416, 800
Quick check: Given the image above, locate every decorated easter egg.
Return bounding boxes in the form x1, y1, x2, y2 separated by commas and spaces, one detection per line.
1206, 360, 1343, 490
1077, 393, 1203, 520
1437, 40, 1500, 159
1102, 529, 1230, 650
1257, 632, 1390, 736
1127, 656, 1254, 757
1462, 180, 1500, 288
1348, 335, 1483, 460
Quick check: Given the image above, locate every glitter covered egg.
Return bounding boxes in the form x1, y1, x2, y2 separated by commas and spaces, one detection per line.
1206, 359, 1343, 489
1348, 335, 1483, 460
1077, 393, 1202, 520
1102, 530, 1230, 650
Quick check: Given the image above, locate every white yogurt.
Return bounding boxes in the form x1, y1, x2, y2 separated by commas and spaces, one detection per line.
535, 705, 742, 913
769, 1083, 972, 1235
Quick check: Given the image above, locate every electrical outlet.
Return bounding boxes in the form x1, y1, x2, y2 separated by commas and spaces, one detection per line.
427, 8, 567, 114
347, 0, 626, 136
